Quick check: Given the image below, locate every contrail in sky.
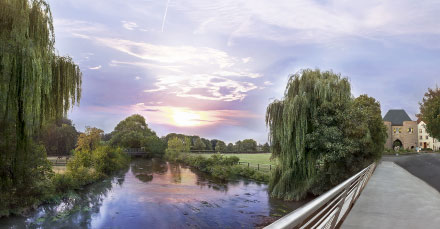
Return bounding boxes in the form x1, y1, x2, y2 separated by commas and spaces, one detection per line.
161, 0, 170, 32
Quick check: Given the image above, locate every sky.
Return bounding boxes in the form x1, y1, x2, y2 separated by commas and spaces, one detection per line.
47, 0, 440, 144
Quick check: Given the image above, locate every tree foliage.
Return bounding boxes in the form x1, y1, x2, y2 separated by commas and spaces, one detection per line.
165, 137, 190, 161
0, 0, 81, 215
266, 69, 386, 200
110, 114, 155, 148
193, 137, 206, 150
38, 118, 78, 156
418, 87, 440, 140
215, 140, 226, 152
76, 127, 103, 153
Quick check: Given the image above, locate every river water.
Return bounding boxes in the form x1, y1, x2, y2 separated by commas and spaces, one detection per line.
1, 158, 308, 228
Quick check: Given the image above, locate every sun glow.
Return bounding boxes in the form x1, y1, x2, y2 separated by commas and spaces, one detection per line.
172, 110, 201, 127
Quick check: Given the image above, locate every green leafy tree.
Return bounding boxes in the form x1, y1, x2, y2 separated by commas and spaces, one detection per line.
110, 114, 155, 148
234, 140, 243, 152
242, 139, 257, 152
0, 0, 81, 214
165, 137, 190, 161
215, 140, 227, 152
144, 135, 166, 154
193, 137, 206, 150
266, 69, 386, 200
201, 138, 212, 150
76, 127, 103, 153
226, 143, 234, 152
39, 118, 79, 156
262, 143, 270, 152
418, 87, 440, 140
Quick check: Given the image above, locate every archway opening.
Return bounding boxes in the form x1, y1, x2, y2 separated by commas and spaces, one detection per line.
393, 139, 403, 150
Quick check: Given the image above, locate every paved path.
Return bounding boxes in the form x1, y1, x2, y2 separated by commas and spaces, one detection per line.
342, 161, 440, 229
383, 153, 440, 191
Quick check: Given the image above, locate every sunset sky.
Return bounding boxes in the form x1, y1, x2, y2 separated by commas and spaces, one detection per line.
48, 0, 440, 143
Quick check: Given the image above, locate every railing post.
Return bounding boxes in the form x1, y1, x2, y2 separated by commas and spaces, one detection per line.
248, 163, 250, 168
329, 186, 349, 228
258, 164, 259, 170
270, 164, 272, 171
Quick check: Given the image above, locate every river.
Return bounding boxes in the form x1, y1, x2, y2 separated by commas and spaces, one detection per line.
1, 158, 308, 228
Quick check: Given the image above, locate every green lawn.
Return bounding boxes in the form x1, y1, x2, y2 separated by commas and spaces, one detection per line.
190, 153, 275, 165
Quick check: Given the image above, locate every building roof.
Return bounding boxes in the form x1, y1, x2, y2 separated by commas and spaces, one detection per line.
383, 109, 412, 126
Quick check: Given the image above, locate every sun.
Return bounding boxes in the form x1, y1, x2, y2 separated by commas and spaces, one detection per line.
172, 110, 201, 127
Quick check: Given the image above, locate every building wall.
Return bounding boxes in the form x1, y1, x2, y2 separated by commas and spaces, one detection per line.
384, 121, 393, 149
384, 121, 418, 150
418, 121, 440, 150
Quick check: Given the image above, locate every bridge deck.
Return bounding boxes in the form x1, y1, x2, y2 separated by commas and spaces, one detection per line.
342, 161, 440, 228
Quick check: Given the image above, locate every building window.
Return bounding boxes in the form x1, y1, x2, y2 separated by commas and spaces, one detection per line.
419, 129, 423, 133
420, 136, 423, 140
426, 136, 429, 140
420, 143, 422, 146
408, 128, 414, 133
398, 128, 401, 133
393, 128, 396, 133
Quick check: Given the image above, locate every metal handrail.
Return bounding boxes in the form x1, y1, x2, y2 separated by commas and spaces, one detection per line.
265, 162, 376, 229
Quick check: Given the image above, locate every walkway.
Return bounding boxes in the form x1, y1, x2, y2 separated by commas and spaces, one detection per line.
342, 161, 440, 229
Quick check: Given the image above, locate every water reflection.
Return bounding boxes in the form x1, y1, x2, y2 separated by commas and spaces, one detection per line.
1, 159, 306, 228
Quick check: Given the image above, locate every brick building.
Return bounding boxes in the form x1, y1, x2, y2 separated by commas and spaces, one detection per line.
383, 109, 418, 150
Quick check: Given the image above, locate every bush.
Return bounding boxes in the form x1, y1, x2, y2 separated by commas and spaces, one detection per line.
176, 154, 268, 182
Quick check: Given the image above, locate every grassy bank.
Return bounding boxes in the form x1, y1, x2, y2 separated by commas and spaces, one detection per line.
191, 153, 275, 165
176, 154, 270, 183
1, 146, 130, 217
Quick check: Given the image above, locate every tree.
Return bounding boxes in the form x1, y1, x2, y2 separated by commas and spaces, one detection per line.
418, 87, 440, 140
266, 69, 386, 200
201, 138, 212, 150
226, 143, 234, 152
0, 0, 82, 214
234, 140, 243, 152
242, 139, 257, 152
76, 127, 103, 152
144, 135, 166, 155
39, 118, 79, 156
193, 137, 206, 150
210, 139, 219, 150
262, 143, 270, 152
110, 114, 155, 148
215, 140, 227, 152
165, 137, 190, 161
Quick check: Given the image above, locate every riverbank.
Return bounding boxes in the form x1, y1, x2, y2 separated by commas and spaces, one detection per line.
0, 158, 305, 228
0, 146, 130, 218
176, 153, 270, 182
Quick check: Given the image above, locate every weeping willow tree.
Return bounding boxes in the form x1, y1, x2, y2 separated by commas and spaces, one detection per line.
0, 0, 81, 213
266, 69, 386, 200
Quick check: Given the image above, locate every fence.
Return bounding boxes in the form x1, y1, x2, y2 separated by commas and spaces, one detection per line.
237, 161, 274, 172
265, 162, 376, 229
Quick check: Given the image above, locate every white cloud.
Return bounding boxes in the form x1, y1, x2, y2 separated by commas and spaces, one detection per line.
135, 76, 141, 80
263, 81, 273, 86
79, 36, 261, 101
174, 0, 440, 44
121, 21, 138, 30
242, 57, 252, 63
89, 65, 102, 70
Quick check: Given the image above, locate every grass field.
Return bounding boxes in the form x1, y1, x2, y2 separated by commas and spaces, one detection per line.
191, 153, 275, 165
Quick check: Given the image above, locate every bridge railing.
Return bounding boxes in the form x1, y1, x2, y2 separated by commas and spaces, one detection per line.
265, 162, 376, 229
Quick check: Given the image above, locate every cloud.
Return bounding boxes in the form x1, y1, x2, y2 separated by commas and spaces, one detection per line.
174, 0, 440, 45
78, 36, 262, 101
135, 76, 141, 80
89, 65, 102, 70
121, 21, 139, 30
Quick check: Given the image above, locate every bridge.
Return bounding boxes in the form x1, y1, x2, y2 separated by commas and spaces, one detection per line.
265, 153, 440, 229
123, 148, 151, 156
